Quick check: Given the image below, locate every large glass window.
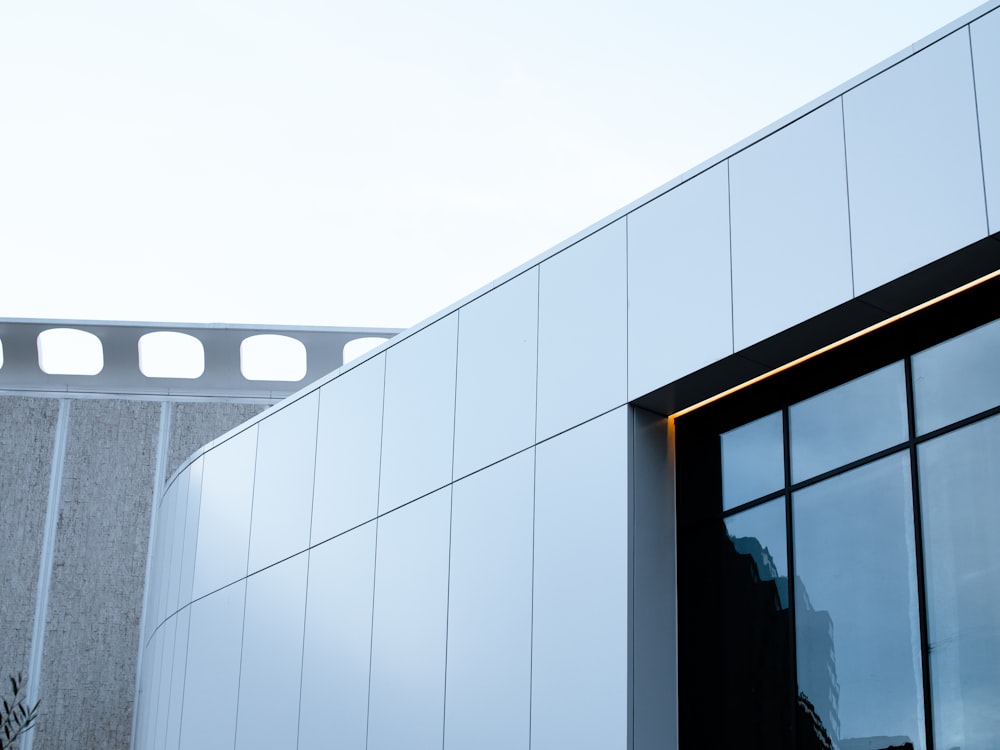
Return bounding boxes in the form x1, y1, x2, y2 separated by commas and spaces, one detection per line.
678, 308, 1000, 750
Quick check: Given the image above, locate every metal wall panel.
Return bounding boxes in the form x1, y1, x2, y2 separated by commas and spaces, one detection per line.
247, 393, 319, 573
444, 451, 534, 750
631, 409, 676, 750
235, 554, 308, 750
299, 523, 377, 750
730, 101, 853, 349
164, 473, 189, 621
972, 8, 1000, 234
453, 270, 539, 479
367, 489, 451, 750
537, 221, 627, 440
192, 427, 257, 599
532, 408, 629, 750
166, 401, 269, 482
152, 617, 176, 750
164, 608, 190, 750
844, 29, 988, 294
156, 489, 177, 626
140, 629, 163, 750
178, 581, 245, 750
147, 481, 176, 631
379, 315, 458, 513
627, 164, 732, 398
176, 458, 202, 612
311, 354, 385, 545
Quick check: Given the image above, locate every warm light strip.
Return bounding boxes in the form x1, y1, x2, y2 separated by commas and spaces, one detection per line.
669, 267, 1000, 421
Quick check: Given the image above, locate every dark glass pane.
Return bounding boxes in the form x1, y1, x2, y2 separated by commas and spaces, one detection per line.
793, 453, 925, 749
918, 414, 1000, 750
721, 411, 783, 510
725, 498, 789, 607
721, 499, 793, 747
913, 316, 1000, 435
790, 362, 907, 483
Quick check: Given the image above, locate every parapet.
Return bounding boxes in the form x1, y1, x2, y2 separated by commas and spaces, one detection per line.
0, 318, 401, 399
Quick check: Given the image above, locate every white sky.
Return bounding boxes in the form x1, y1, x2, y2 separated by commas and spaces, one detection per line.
0, 0, 990, 330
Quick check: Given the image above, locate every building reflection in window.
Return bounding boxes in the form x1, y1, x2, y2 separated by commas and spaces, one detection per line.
682, 309, 1000, 748
793, 453, 924, 750
919, 414, 1000, 750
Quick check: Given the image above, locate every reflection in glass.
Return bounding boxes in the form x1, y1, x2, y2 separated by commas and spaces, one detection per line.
913, 317, 1000, 435
721, 411, 783, 510
793, 452, 924, 749
790, 362, 907, 483
720, 499, 793, 747
725, 498, 788, 607
919, 414, 1000, 750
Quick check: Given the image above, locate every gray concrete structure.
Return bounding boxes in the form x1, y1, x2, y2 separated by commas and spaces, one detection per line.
0, 320, 398, 750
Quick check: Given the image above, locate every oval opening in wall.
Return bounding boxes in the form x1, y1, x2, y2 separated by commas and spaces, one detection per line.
240, 334, 307, 381
37, 328, 104, 375
342, 337, 388, 365
139, 331, 206, 379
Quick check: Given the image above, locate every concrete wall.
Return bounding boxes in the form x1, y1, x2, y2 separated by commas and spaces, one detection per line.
0, 395, 269, 750
0, 397, 60, 682
35, 400, 161, 750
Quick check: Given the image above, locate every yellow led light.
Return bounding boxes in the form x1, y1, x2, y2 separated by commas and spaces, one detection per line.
669, 267, 1000, 420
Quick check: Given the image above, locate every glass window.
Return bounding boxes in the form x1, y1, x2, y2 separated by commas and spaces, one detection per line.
792, 452, 924, 749
684, 307, 1000, 749
721, 411, 784, 510
790, 361, 907, 482
721, 498, 793, 748
913, 316, 1000, 435
918, 413, 1000, 750
725, 498, 788, 607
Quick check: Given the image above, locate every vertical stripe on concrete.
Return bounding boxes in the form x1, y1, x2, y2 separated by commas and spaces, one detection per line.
34, 399, 161, 750
0, 396, 60, 693
22, 399, 70, 750
130, 400, 173, 750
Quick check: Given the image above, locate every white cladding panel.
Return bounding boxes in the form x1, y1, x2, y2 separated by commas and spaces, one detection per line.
164, 608, 190, 750
147, 483, 174, 630
627, 163, 733, 398
445, 451, 534, 750
235, 555, 308, 750
367, 489, 452, 750
379, 315, 458, 513
730, 100, 854, 349
151, 618, 175, 750
972, 8, 1000, 234
177, 458, 202, 612
532, 408, 629, 750
178, 581, 246, 750
537, 220, 627, 440
453, 269, 539, 479
163, 471, 190, 620
844, 29, 988, 294
299, 523, 377, 750
247, 393, 319, 573
192, 427, 256, 599
311, 353, 386, 544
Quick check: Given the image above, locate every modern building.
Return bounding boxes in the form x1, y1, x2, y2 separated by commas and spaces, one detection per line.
39, 1, 1000, 748
0, 320, 397, 750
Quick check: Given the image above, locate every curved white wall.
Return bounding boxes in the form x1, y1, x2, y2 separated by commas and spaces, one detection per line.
135, 4, 1000, 748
